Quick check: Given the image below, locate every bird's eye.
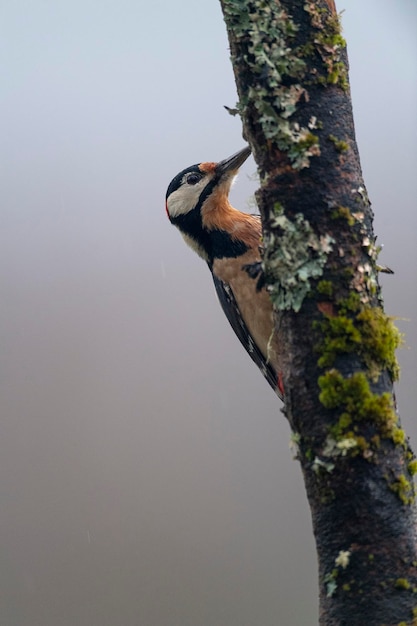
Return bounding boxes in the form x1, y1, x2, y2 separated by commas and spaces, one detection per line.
186, 173, 202, 185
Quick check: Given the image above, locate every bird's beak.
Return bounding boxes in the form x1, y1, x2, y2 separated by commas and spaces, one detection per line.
215, 146, 251, 177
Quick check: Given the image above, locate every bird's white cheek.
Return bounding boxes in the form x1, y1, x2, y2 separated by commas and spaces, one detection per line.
166, 187, 201, 218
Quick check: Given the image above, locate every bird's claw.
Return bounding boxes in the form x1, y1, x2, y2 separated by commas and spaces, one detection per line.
242, 262, 266, 291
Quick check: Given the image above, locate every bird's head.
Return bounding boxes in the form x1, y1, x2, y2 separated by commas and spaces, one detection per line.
165, 146, 251, 259
166, 146, 251, 223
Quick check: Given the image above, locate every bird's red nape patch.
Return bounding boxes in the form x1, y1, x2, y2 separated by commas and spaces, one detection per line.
199, 162, 217, 174
165, 200, 170, 218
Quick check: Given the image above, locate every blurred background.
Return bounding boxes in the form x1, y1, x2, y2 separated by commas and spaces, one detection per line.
1, 1, 416, 624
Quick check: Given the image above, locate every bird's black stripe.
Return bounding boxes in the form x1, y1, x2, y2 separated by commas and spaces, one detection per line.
208, 231, 249, 263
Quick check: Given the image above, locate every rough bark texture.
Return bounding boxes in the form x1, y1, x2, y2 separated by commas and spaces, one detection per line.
219, 1, 417, 624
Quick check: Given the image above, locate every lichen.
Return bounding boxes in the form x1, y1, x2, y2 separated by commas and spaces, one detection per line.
335, 550, 351, 569
221, 0, 332, 169
312, 456, 335, 474
322, 434, 358, 459
323, 569, 339, 597
323, 551, 352, 597
290, 431, 301, 459
263, 205, 334, 311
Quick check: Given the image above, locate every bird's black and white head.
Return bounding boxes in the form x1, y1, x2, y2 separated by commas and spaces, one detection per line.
165, 146, 251, 261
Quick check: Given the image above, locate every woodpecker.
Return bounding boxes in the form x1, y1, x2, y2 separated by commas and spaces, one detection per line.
166, 146, 283, 399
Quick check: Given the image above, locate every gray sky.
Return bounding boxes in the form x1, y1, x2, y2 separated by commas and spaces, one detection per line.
1, 1, 416, 625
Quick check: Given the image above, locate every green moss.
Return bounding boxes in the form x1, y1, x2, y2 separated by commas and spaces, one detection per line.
408, 460, 417, 476
328, 134, 349, 153
392, 427, 406, 446
390, 476, 414, 506
318, 370, 398, 445
326, 62, 349, 90
353, 435, 369, 453
395, 578, 412, 591
303, 3, 348, 90
316, 314, 361, 368
298, 132, 319, 149
339, 292, 361, 313
356, 307, 402, 380
318, 367, 413, 500
317, 280, 334, 297
320, 486, 336, 504
305, 448, 314, 461
330, 205, 355, 226
336, 413, 352, 431
316, 304, 401, 381
342, 583, 351, 592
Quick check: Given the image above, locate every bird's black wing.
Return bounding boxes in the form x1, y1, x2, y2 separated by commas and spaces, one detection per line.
211, 273, 281, 397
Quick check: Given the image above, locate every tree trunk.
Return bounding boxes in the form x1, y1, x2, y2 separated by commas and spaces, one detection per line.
219, 1, 417, 624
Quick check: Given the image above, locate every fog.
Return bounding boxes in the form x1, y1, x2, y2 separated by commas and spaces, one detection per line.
1, 1, 416, 624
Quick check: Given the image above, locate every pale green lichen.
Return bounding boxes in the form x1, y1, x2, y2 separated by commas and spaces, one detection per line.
312, 456, 335, 474
222, 1, 348, 170
323, 569, 338, 597
335, 550, 351, 569
263, 206, 334, 311
289, 431, 301, 459
322, 435, 358, 458
222, 0, 322, 169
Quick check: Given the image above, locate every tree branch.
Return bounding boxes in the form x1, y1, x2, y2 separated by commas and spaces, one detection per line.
219, 0, 417, 623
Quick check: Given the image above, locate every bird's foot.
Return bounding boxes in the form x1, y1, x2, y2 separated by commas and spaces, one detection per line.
242, 262, 266, 291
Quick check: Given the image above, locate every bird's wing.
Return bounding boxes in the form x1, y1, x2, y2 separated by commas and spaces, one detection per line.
211, 273, 281, 398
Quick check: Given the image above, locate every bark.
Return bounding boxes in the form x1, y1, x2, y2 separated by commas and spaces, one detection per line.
219, 1, 417, 624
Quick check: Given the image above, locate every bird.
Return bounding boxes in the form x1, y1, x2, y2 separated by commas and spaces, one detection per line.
165, 146, 283, 399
